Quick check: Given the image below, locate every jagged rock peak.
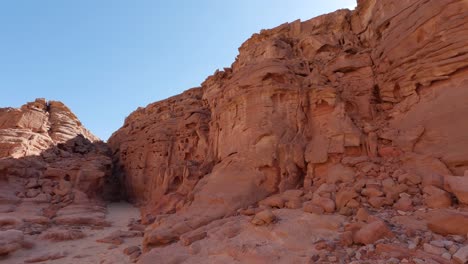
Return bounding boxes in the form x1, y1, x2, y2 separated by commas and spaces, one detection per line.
0, 98, 99, 158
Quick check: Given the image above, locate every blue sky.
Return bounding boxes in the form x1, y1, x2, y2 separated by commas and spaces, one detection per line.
0, 1, 356, 140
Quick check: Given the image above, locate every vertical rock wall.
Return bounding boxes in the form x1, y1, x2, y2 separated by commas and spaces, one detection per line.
108, 0, 468, 250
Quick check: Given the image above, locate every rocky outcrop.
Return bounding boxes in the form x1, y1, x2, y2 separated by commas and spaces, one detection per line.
0, 99, 113, 200
108, 89, 213, 216
0, 0, 467, 262
108, 0, 468, 259
0, 98, 98, 159
0, 99, 117, 262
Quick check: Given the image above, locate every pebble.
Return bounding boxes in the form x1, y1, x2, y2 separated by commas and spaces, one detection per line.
386, 257, 399, 264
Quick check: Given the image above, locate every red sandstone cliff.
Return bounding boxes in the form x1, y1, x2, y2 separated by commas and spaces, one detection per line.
108, 0, 468, 262
0, 99, 116, 260
0, 98, 99, 158
1, 0, 468, 263
0, 99, 112, 197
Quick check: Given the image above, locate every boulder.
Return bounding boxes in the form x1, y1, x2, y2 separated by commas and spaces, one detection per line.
393, 196, 413, 212
353, 220, 393, 245
336, 188, 358, 209
444, 176, 468, 205
423, 186, 452, 208
427, 210, 468, 236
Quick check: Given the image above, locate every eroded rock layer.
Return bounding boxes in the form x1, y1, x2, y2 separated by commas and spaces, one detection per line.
0, 99, 119, 262
108, 0, 468, 262
0, 99, 112, 198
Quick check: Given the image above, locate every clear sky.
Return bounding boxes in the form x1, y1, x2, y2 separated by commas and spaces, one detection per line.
0, 1, 356, 140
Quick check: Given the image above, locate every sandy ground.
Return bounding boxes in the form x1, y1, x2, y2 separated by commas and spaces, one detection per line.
3, 202, 142, 264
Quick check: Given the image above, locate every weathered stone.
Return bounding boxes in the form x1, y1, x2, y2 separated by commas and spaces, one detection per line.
393, 196, 413, 212
123, 246, 140, 256
423, 243, 447, 255
303, 201, 325, 215
453, 246, 468, 264
336, 188, 358, 209
427, 210, 468, 236
1, 0, 468, 262
251, 210, 276, 226
444, 176, 468, 205
353, 220, 393, 245
423, 186, 452, 208
0, 230, 24, 255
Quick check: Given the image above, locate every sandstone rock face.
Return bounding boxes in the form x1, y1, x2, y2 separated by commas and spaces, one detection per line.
108, 0, 468, 257
0, 99, 118, 262
108, 89, 212, 215
0, 99, 98, 159
0, 99, 113, 199
0, 230, 24, 255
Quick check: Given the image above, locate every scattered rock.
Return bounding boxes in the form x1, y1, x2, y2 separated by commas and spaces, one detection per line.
0, 216, 23, 229
394, 196, 413, 211
353, 220, 393, 245
97, 230, 143, 245
303, 201, 325, 214
423, 186, 452, 208
453, 246, 468, 264
423, 243, 447, 255
123, 246, 140, 256
444, 176, 468, 205
251, 210, 276, 226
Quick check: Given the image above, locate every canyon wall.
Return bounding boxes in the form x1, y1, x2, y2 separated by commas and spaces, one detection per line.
0, 0, 467, 262
108, 0, 468, 257
0, 99, 128, 262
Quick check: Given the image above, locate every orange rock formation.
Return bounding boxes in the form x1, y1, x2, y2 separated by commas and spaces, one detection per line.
2, 0, 468, 263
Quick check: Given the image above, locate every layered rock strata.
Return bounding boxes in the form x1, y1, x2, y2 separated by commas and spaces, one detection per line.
0, 99, 115, 260
109, 1, 468, 259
